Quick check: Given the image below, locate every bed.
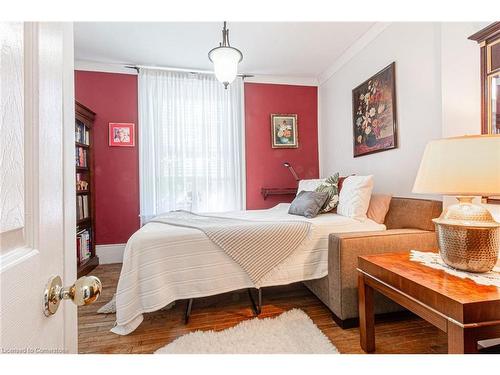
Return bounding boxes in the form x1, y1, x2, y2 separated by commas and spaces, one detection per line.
111, 203, 386, 335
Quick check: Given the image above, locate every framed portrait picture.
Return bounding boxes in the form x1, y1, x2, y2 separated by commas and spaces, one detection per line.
271, 114, 298, 148
352, 62, 398, 157
109, 123, 135, 147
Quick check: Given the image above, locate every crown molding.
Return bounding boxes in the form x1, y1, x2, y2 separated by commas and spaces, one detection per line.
318, 22, 391, 86
244, 75, 318, 86
75, 60, 137, 75
75, 60, 318, 86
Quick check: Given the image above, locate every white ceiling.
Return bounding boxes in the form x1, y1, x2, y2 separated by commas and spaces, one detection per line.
74, 22, 375, 78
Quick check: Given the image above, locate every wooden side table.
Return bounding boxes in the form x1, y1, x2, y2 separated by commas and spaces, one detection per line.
357, 252, 500, 354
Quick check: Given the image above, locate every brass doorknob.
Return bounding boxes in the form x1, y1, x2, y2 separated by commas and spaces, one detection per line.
44, 275, 102, 316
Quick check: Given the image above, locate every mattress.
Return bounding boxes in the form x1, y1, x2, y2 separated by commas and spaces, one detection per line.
112, 203, 386, 335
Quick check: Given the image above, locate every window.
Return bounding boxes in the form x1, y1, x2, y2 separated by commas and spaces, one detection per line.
139, 69, 244, 223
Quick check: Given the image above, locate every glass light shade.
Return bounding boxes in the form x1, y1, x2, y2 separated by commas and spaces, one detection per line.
412, 135, 500, 196
208, 46, 242, 88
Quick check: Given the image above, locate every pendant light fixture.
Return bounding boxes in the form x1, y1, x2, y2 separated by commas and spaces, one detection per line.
208, 22, 243, 89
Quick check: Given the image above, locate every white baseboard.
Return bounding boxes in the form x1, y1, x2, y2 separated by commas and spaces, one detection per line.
96, 243, 126, 264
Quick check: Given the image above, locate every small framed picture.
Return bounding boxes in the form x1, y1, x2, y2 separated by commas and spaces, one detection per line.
271, 114, 298, 148
109, 123, 135, 147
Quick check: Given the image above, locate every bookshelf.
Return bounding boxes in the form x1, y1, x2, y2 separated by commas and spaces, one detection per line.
75, 101, 99, 277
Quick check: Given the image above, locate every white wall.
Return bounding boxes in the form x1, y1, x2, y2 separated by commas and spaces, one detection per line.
319, 23, 442, 198
318, 22, 487, 199
441, 22, 488, 138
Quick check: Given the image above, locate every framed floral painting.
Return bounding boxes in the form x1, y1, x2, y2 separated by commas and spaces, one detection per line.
271, 114, 298, 148
352, 62, 398, 157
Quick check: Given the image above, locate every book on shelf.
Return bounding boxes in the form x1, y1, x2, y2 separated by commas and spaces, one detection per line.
82, 195, 88, 218
77, 228, 92, 263
76, 194, 90, 221
75, 147, 88, 167
75, 120, 90, 145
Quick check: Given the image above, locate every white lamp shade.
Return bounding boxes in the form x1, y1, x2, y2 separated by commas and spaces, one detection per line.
412, 135, 500, 196
209, 47, 242, 86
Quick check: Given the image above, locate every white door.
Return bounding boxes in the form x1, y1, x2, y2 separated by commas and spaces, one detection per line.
0, 22, 79, 354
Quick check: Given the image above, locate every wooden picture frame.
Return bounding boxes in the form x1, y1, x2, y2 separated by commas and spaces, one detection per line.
271, 114, 298, 148
352, 62, 398, 157
109, 123, 135, 147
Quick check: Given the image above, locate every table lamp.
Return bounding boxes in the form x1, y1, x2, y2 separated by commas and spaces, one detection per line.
412, 135, 500, 273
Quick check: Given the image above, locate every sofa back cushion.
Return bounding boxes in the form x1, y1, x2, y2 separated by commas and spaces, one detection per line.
384, 197, 442, 231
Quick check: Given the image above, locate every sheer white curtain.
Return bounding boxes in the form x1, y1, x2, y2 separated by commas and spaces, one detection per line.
139, 69, 245, 223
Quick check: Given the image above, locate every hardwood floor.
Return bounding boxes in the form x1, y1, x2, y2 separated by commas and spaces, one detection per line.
78, 264, 447, 354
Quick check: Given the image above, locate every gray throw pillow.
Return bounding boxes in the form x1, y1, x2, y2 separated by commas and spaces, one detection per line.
288, 191, 329, 219
315, 172, 340, 213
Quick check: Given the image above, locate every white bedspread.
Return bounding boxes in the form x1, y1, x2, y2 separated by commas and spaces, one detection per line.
112, 204, 386, 335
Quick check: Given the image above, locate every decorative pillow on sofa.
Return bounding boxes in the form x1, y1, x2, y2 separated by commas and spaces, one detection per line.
338, 174, 353, 193
337, 175, 374, 219
288, 191, 329, 219
366, 194, 393, 224
314, 173, 340, 213
296, 179, 325, 195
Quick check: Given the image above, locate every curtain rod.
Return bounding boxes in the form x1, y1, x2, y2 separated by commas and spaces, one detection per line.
125, 64, 253, 78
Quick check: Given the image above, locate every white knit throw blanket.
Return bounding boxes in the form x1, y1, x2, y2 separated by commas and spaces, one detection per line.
151, 211, 311, 284
410, 250, 500, 287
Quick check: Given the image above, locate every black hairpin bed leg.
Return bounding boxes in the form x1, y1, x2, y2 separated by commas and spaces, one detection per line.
247, 288, 262, 316
184, 298, 193, 324
184, 290, 261, 324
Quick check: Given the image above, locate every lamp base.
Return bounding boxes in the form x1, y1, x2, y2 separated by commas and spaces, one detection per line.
433, 196, 500, 273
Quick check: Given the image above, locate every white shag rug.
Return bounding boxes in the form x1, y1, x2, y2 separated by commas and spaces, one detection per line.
155, 309, 339, 354
96, 294, 175, 314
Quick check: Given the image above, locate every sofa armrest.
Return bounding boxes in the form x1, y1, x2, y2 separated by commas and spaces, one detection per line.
328, 228, 438, 320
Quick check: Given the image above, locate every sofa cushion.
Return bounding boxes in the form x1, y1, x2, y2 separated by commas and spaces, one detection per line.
384, 197, 442, 231
304, 228, 439, 321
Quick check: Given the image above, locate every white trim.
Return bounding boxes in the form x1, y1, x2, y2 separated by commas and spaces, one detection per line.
75, 60, 137, 75
318, 22, 391, 86
75, 60, 318, 86
317, 84, 323, 177
96, 243, 126, 264
62, 22, 78, 354
239, 79, 247, 210
244, 75, 318, 86
136, 64, 213, 75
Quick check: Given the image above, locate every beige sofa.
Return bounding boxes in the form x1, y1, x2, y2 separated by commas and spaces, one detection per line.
304, 197, 442, 328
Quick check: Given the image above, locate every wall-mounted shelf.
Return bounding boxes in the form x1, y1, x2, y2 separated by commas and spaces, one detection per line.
261, 187, 297, 200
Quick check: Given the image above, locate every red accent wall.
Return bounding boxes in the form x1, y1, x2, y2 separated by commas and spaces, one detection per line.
75, 71, 140, 245
74, 75, 319, 244
244, 83, 319, 209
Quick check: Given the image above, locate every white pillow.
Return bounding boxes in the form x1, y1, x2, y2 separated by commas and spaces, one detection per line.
337, 175, 374, 219
296, 179, 325, 196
